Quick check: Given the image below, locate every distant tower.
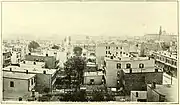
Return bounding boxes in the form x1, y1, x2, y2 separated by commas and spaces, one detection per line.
157, 26, 162, 51
159, 26, 162, 41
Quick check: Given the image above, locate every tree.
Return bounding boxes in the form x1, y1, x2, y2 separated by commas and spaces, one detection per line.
92, 90, 104, 101
28, 41, 40, 52
73, 47, 83, 56
64, 46, 86, 90
161, 42, 170, 51
43, 87, 50, 94
52, 45, 60, 49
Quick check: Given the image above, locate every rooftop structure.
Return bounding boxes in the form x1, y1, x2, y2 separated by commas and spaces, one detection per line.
3, 71, 36, 80
3, 66, 57, 75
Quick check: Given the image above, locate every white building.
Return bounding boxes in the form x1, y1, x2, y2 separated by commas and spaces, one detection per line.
11, 51, 21, 64
3, 71, 36, 101
130, 91, 147, 102
3, 66, 57, 94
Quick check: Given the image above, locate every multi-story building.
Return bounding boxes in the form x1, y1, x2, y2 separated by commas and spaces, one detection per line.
96, 42, 132, 68
25, 53, 57, 69
3, 71, 36, 101
3, 66, 58, 94
103, 56, 163, 95
152, 51, 177, 77
3, 52, 12, 68
11, 51, 21, 64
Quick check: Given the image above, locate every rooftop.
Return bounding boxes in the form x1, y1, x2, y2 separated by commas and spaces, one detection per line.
123, 67, 162, 73
3, 71, 36, 80
147, 83, 178, 102
105, 56, 151, 62
20, 61, 45, 68
153, 51, 177, 60
84, 71, 104, 76
3, 66, 57, 75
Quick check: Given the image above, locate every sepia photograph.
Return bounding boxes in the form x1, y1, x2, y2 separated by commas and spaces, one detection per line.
1, 2, 179, 103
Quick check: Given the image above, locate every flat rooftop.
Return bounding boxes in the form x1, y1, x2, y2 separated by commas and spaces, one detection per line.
105, 56, 151, 62
3, 66, 57, 75
147, 83, 178, 102
123, 67, 162, 73
84, 71, 104, 76
19, 61, 45, 68
3, 71, 36, 80
20, 61, 45, 66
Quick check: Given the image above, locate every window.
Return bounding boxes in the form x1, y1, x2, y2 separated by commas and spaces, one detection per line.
109, 46, 110, 49
10, 81, 14, 87
90, 79, 94, 85
117, 63, 121, 69
139, 63, 144, 68
126, 63, 131, 69
106, 46, 108, 49
108, 51, 111, 54
31, 79, 33, 85
116, 47, 118, 49
116, 52, 118, 55
174, 62, 177, 66
136, 92, 138, 97
120, 52, 122, 54
117, 71, 120, 76
106, 51, 108, 54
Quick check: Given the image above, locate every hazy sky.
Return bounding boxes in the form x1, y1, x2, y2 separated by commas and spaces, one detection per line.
2, 2, 178, 39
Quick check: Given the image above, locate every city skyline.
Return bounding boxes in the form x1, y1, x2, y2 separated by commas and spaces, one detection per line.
2, 2, 178, 40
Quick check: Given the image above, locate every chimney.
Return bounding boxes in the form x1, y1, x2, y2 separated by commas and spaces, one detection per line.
46, 54, 48, 56
26, 70, 28, 74
151, 82, 156, 89
129, 68, 132, 73
155, 68, 158, 72
10, 68, 12, 71
43, 70, 46, 74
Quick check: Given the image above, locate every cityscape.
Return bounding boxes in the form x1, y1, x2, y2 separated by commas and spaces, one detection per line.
2, 2, 178, 102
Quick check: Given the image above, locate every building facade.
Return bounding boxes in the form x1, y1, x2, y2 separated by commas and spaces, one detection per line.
3, 66, 57, 94
3, 52, 12, 68
3, 71, 36, 101
152, 51, 177, 77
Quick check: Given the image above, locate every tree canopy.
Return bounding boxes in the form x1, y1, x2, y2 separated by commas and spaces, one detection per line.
28, 41, 40, 52
73, 47, 83, 56
52, 45, 60, 49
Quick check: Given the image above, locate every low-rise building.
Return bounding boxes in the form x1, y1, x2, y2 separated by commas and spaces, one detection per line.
147, 83, 178, 102
83, 71, 104, 85
3, 66, 57, 94
130, 91, 147, 102
25, 53, 57, 69
3, 71, 36, 101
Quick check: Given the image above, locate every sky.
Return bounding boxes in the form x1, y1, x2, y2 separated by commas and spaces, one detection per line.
2, 2, 178, 40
